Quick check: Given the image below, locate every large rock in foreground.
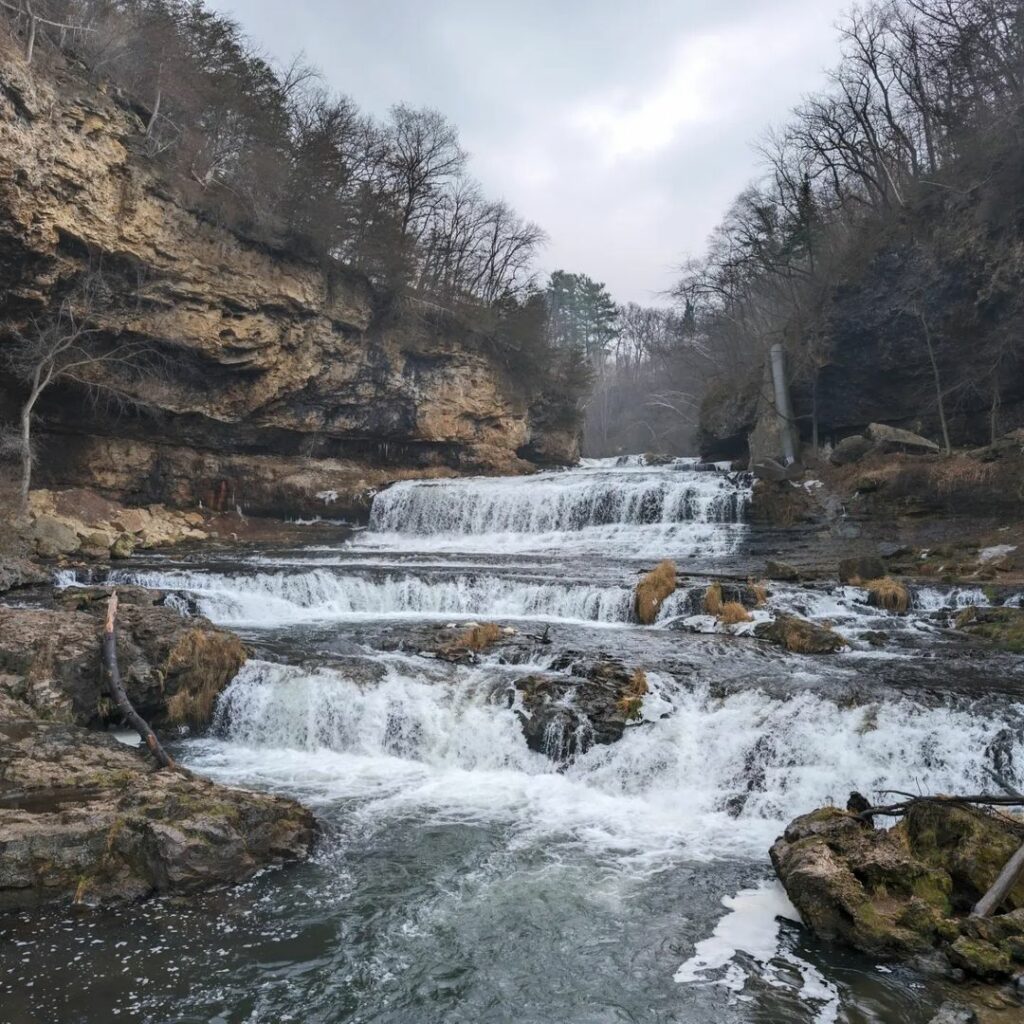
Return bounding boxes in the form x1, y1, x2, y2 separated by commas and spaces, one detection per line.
772, 802, 1024, 979
0, 714, 314, 910
0, 600, 246, 729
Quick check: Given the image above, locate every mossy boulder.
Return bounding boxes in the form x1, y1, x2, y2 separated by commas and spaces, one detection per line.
754, 613, 846, 654
0, 603, 246, 730
0, 718, 314, 911
954, 607, 1024, 654
772, 801, 1024, 981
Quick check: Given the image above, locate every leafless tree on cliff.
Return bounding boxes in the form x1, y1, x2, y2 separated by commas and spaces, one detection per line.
3, 274, 146, 506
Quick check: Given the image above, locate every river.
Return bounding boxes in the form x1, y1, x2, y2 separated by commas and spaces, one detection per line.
3, 457, 1023, 1023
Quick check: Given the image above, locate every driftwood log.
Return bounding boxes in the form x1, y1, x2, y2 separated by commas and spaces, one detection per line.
101, 591, 175, 769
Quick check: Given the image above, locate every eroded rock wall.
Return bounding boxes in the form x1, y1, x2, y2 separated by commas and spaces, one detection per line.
0, 49, 576, 517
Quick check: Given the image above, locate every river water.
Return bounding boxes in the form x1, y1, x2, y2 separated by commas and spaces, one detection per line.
4, 457, 1024, 1023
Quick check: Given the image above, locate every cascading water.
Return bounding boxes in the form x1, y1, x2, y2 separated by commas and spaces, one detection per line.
19, 458, 1024, 1024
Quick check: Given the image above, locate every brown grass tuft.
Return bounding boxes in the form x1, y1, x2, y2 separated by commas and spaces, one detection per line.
616, 668, 649, 719
165, 627, 247, 728
703, 582, 723, 616
864, 576, 910, 615
718, 601, 753, 624
444, 622, 503, 652
634, 560, 677, 625
748, 579, 768, 608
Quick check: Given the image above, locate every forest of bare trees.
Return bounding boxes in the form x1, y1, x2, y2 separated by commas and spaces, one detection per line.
672, 0, 1024, 455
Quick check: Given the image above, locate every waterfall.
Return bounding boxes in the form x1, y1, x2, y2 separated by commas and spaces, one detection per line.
201, 659, 1024, 860
356, 463, 752, 557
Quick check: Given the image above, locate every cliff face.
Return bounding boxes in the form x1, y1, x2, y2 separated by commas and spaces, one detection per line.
0, 52, 577, 518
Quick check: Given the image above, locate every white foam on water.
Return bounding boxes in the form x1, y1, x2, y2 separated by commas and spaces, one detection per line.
96, 567, 646, 627
189, 660, 1024, 865
356, 463, 751, 557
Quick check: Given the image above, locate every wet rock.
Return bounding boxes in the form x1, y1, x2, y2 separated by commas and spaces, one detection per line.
866, 422, 941, 454
765, 559, 800, 582
508, 659, 648, 764
634, 560, 676, 625
0, 604, 246, 729
0, 718, 314, 911
954, 607, 1024, 654
839, 555, 887, 583
927, 1002, 977, 1024
754, 614, 846, 654
830, 435, 874, 466
772, 801, 1024, 980
753, 458, 804, 483
0, 557, 47, 593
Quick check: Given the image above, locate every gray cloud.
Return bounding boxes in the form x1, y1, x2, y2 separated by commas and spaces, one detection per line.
210, 0, 851, 304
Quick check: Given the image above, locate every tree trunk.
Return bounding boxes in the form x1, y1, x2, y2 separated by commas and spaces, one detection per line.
101, 592, 176, 769
25, 5, 36, 64
18, 400, 33, 507
918, 311, 952, 454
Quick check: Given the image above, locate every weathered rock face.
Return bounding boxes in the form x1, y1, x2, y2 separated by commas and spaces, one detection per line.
772, 802, 1024, 981
0, 715, 314, 910
504, 657, 648, 764
0, 599, 246, 729
0, 53, 575, 518
754, 613, 846, 654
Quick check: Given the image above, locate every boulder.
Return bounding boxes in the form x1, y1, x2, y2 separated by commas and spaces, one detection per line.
771, 801, 1024, 980
30, 515, 80, 557
765, 559, 800, 582
839, 555, 887, 583
0, 557, 47, 593
954, 607, 1024, 654
634, 560, 677, 625
754, 613, 846, 654
866, 422, 941, 454
0, 604, 246, 729
505, 658, 648, 763
830, 435, 874, 466
0, 718, 314, 910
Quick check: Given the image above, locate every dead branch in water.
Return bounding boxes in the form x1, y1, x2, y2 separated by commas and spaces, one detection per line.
102, 591, 175, 769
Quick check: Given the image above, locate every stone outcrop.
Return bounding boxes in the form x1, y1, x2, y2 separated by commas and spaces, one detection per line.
772, 802, 1024, 981
0, 52, 576, 520
754, 613, 846, 654
504, 657, 649, 764
0, 714, 314, 910
0, 599, 246, 729
25, 488, 206, 558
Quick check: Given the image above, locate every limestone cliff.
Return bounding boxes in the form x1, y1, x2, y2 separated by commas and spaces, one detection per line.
0, 51, 577, 518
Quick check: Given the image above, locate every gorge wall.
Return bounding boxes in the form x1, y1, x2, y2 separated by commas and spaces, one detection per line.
0, 48, 576, 520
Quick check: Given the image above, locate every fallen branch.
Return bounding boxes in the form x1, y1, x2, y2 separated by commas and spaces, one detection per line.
101, 591, 175, 769
972, 841, 1024, 918
855, 792, 1024, 822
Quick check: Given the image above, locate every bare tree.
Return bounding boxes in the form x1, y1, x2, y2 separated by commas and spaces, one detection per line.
3, 276, 146, 504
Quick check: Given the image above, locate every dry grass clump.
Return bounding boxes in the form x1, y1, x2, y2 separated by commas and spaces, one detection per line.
634, 560, 677, 625
616, 668, 649, 720
718, 601, 753, 625
448, 622, 503, 652
165, 627, 247, 728
703, 582, 723, 616
864, 576, 910, 615
748, 579, 768, 608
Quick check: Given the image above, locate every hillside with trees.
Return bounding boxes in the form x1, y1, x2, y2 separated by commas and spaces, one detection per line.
672, 0, 1024, 460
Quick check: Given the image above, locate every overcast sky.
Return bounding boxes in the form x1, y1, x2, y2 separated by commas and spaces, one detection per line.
209, 0, 852, 305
